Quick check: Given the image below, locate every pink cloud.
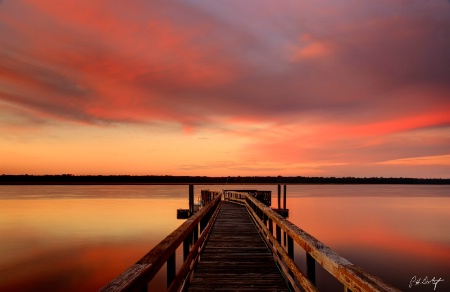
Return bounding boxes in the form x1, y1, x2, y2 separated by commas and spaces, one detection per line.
1, 0, 241, 126
2, 0, 449, 128
290, 34, 336, 60
1, 0, 449, 176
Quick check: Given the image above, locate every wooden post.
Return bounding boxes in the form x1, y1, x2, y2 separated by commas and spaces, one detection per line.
193, 224, 198, 244
183, 233, 191, 261
276, 225, 281, 243
277, 184, 281, 209
307, 253, 316, 285
288, 235, 294, 259
283, 185, 287, 210
189, 184, 194, 215
200, 212, 208, 232
167, 253, 176, 288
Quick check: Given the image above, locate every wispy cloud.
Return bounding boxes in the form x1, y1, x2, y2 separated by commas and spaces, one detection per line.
377, 155, 450, 166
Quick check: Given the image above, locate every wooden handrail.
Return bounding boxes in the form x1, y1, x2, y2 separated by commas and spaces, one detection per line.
100, 195, 222, 292
168, 195, 222, 292
224, 191, 400, 292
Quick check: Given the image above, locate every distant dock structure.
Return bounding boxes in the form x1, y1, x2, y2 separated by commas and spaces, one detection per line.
178, 184, 289, 219
177, 187, 221, 219
101, 185, 399, 292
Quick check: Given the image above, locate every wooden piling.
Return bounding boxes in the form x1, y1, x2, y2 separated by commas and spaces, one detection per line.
277, 184, 281, 209
189, 184, 194, 215
307, 253, 316, 285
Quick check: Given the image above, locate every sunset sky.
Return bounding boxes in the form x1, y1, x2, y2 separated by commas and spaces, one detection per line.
1, 0, 449, 177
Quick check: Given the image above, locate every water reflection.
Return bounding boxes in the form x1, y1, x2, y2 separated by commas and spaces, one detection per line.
1, 185, 449, 291
0, 187, 187, 291
286, 194, 450, 290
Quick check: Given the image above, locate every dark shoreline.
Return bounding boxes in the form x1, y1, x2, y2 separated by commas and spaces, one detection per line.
1, 175, 449, 185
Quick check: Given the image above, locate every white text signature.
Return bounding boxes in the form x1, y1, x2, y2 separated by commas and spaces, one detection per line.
409, 276, 444, 290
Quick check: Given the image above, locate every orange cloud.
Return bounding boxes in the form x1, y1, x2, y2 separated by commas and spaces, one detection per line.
290, 34, 335, 60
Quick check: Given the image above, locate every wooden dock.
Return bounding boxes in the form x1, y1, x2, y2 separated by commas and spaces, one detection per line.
100, 188, 400, 292
188, 201, 289, 291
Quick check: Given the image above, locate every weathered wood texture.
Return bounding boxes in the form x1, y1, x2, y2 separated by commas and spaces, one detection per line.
188, 201, 289, 291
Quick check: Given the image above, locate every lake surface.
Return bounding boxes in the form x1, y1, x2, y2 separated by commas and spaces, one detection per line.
0, 184, 449, 291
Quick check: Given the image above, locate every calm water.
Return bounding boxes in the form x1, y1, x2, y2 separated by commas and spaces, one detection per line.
0, 184, 449, 291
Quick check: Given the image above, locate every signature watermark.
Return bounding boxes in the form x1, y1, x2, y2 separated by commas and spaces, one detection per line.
409, 276, 444, 290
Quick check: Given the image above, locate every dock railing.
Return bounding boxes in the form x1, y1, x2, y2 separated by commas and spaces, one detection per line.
223, 191, 400, 292
100, 194, 222, 292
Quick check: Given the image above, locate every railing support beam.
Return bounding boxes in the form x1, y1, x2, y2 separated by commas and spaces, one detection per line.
288, 235, 294, 259
277, 184, 281, 209
167, 253, 176, 288
307, 253, 316, 285
189, 184, 194, 215
193, 224, 198, 243
183, 233, 191, 261
276, 225, 281, 243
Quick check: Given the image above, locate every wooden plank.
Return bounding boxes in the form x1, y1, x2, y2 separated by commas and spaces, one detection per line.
188, 201, 289, 291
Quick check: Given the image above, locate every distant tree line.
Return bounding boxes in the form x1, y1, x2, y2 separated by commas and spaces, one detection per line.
0, 174, 449, 184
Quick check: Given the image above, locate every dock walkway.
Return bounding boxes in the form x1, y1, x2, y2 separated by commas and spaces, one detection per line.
188, 201, 289, 291
100, 189, 399, 292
